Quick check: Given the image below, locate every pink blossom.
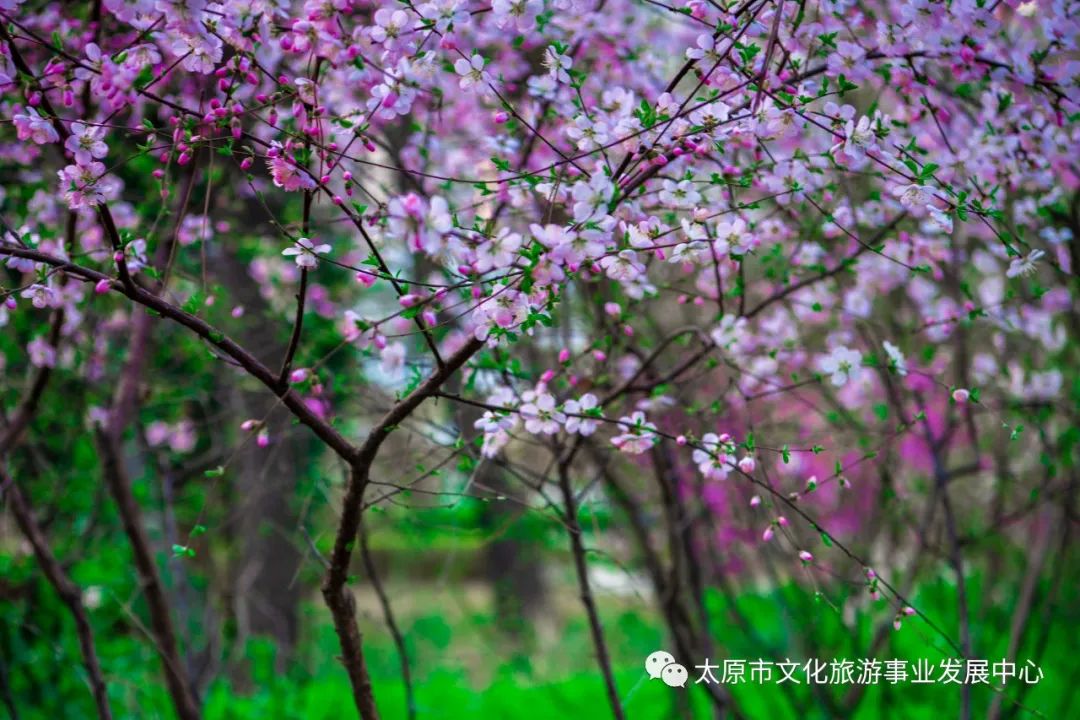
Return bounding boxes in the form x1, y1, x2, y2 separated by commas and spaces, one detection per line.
282, 238, 331, 268
13, 107, 58, 145
65, 123, 109, 164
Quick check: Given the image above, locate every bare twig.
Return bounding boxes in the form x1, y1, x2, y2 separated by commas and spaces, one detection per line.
0, 468, 113, 720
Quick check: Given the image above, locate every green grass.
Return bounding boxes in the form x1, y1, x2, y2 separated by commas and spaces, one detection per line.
4, 567, 1075, 718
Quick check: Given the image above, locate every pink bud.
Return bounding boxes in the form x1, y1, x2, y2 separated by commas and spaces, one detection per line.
865, 567, 876, 579
240, 419, 259, 432
232, 306, 245, 318
289, 368, 310, 384
494, 111, 510, 124
558, 348, 570, 363
738, 456, 756, 473
540, 369, 555, 383
256, 430, 270, 448
952, 388, 970, 403
749, 495, 761, 507
94, 279, 111, 294
903, 606, 915, 616
399, 294, 419, 308
777, 516, 789, 527
893, 618, 902, 631
592, 350, 606, 362
762, 526, 774, 542
798, 550, 814, 564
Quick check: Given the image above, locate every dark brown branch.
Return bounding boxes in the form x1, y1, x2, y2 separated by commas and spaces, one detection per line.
277, 189, 313, 387
0, 468, 113, 720
0, 247, 359, 462
95, 429, 201, 720
277, 267, 308, 389
321, 336, 483, 720
0, 308, 62, 455
359, 521, 416, 720
556, 461, 625, 720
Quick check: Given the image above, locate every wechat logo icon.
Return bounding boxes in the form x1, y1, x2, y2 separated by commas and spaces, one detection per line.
645, 650, 688, 688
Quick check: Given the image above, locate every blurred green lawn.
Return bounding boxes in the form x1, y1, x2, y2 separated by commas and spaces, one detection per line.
4, 505, 1075, 719
192, 573, 1072, 720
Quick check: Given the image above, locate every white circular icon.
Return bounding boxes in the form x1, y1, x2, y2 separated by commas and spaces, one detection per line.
661, 662, 689, 688
644, 650, 676, 679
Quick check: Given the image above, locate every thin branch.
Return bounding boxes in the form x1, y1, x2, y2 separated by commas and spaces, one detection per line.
321, 336, 483, 720
359, 521, 416, 720
0, 246, 360, 462
278, 267, 308, 389
556, 461, 625, 720
0, 468, 113, 720
95, 428, 202, 720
